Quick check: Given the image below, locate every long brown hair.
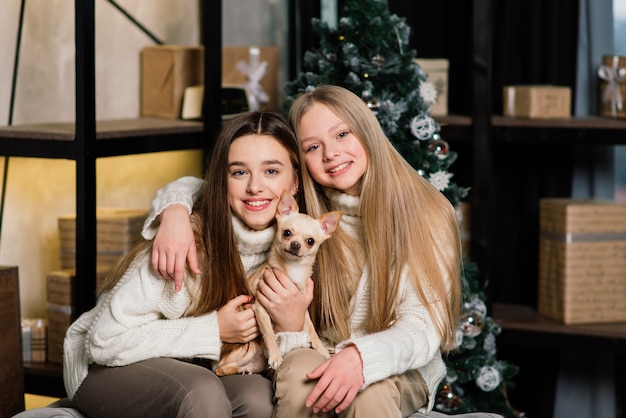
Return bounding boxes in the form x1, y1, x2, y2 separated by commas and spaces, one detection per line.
289, 85, 462, 352
100, 112, 303, 318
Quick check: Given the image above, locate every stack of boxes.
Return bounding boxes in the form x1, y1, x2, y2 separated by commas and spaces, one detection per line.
46, 208, 148, 363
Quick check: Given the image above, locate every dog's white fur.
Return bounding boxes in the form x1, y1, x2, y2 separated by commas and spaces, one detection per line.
215, 191, 342, 376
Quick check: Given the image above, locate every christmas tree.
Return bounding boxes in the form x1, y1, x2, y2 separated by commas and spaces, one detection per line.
283, 0, 522, 416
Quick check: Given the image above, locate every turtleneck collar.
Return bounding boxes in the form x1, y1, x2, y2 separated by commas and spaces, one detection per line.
232, 215, 275, 257
325, 187, 361, 217
324, 188, 362, 238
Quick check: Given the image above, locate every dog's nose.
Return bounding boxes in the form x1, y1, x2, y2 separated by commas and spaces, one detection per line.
290, 241, 301, 251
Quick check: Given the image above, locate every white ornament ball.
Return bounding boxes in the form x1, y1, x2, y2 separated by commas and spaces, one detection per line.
410, 114, 437, 140
475, 366, 501, 392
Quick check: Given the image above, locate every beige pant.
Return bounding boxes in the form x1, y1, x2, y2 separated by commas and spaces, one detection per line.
273, 348, 428, 418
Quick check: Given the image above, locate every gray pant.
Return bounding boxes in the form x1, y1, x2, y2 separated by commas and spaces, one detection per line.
73, 358, 273, 418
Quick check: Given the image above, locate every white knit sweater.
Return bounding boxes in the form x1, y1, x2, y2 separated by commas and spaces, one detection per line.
62, 180, 311, 399
137, 177, 447, 413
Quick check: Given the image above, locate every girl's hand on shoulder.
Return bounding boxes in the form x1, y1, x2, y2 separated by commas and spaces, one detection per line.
256, 269, 314, 332
151, 204, 200, 292
305, 345, 364, 414
217, 295, 259, 343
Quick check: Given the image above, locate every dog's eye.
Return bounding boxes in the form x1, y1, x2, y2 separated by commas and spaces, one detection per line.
283, 230, 292, 238
306, 238, 315, 246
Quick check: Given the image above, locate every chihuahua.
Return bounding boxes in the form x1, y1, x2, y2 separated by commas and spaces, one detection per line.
215, 190, 342, 376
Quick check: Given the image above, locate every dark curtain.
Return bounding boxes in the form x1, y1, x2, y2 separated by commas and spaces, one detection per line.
387, 0, 579, 115
491, 0, 580, 114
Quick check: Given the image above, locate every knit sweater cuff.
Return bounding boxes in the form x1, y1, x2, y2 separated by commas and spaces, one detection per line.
275, 331, 311, 356
141, 176, 204, 240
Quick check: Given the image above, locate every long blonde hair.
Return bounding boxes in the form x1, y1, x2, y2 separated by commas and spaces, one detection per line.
289, 85, 462, 352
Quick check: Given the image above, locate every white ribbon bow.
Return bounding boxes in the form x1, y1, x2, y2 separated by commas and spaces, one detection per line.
236, 47, 270, 111
598, 56, 626, 117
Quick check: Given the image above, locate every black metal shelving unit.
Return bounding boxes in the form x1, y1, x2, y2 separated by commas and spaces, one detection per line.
1, 0, 221, 397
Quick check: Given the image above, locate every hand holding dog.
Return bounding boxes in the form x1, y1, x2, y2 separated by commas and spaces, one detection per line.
217, 294, 260, 343
256, 268, 314, 332
305, 345, 364, 414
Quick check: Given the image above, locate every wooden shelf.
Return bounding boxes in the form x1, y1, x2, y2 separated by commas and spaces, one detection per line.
493, 303, 626, 349
0, 118, 205, 158
492, 115, 626, 145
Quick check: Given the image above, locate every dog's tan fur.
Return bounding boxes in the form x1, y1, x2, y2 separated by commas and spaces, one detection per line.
215, 191, 342, 376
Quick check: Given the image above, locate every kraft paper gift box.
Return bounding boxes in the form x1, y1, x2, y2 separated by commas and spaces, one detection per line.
58, 208, 147, 270
538, 198, 626, 324
47, 306, 72, 364
222, 46, 279, 111
46, 269, 109, 363
503, 85, 571, 119
414, 58, 449, 116
140, 45, 204, 119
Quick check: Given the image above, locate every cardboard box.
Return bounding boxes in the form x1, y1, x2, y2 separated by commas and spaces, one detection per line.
223, 46, 280, 111
47, 307, 72, 364
140, 45, 204, 119
140, 45, 280, 117
538, 198, 626, 324
47, 269, 110, 306
414, 58, 449, 116
503, 85, 571, 119
58, 208, 147, 270
46, 269, 107, 363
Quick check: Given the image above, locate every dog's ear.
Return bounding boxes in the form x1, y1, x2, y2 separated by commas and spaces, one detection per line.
318, 211, 342, 235
276, 189, 298, 217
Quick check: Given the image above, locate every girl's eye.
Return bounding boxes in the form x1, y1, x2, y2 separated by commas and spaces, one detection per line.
338, 131, 349, 139
305, 144, 319, 153
231, 170, 246, 177
266, 168, 278, 175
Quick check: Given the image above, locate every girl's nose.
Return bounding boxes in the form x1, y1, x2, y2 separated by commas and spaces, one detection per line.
323, 145, 340, 161
247, 176, 263, 194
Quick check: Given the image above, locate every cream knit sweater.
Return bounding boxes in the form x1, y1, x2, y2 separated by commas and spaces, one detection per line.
62, 179, 311, 399
135, 177, 447, 413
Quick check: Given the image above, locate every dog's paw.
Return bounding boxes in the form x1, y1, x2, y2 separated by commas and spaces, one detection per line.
267, 355, 283, 370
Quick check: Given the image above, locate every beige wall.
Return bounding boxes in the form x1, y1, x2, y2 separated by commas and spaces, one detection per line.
0, 0, 288, 318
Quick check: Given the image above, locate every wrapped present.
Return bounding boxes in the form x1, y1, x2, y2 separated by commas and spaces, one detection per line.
46, 269, 109, 363
414, 58, 449, 116
58, 208, 147, 270
538, 198, 626, 324
140, 45, 204, 119
222, 46, 279, 111
598, 55, 626, 119
47, 306, 72, 364
503, 85, 571, 119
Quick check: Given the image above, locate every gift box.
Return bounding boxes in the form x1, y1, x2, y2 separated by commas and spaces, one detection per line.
46, 269, 109, 363
414, 58, 449, 116
223, 46, 279, 111
538, 198, 626, 324
58, 208, 148, 270
598, 55, 626, 119
140, 45, 204, 119
47, 307, 71, 364
503, 85, 571, 119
